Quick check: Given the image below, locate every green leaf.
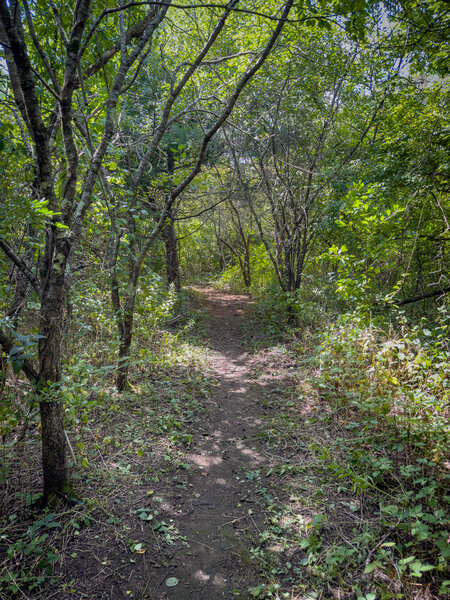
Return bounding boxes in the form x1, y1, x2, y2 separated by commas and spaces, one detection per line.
165, 577, 178, 587
131, 542, 142, 552
364, 562, 378, 574
46, 553, 59, 564
12, 358, 24, 374
382, 505, 399, 515
139, 512, 153, 521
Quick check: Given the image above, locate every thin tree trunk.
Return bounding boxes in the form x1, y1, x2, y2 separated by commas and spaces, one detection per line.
116, 295, 136, 392
162, 212, 181, 290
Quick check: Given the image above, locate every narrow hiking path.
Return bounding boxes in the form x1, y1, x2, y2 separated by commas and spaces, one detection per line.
158, 287, 295, 599
50, 286, 301, 600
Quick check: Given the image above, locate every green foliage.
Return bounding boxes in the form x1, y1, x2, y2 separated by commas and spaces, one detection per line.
242, 304, 448, 599
178, 217, 222, 281
135, 276, 177, 332
320, 182, 405, 309
5, 329, 43, 377
312, 310, 449, 591
317, 309, 449, 460
0, 512, 61, 595
218, 243, 273, 295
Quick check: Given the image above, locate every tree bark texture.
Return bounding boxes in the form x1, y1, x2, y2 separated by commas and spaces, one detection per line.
162, 213, 181, 290
38, 238, 72, 500
39, 400, 69, 501
116, 304, 135, 392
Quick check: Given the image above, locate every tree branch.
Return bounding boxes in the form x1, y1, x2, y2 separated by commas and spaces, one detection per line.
171, 0, 295, 200
60, 0, 91, 222
72, 3, 169, 243
0, 0, 57, 210
130, 0, 239, 193
82, 8, 159, 77
0, 238, 41, 296
22, 0, 60, 92
397, 286, 450, 306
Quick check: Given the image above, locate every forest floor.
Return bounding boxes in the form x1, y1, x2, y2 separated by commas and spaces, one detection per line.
70, 284, 311, 600
123, 285, 302, 599
3, 286, 318, 600
1, 287, 443, 599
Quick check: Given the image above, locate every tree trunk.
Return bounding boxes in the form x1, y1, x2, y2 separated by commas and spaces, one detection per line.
218, 239, 226, 270
162, 212, 181, 290
39, 400, 68, 502
116, 297, 136, 392
0, 353, 6, 393
38, 239, 70, 502
243, 240, 251, 287
237, 253, 251, 288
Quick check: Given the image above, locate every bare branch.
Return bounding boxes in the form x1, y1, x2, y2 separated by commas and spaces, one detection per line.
172, 0, 295, 200
397, 286, 450, 306
0, 0, 57, 210
82, 8, 160, 77
60, 0, 91, 221
131, 0, 240, 193
23, 0, 60, 92
72, 4, 170, 242
48, 0, 68, 47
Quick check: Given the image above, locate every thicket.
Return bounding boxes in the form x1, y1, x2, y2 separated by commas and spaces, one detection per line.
0, 0, 449, 598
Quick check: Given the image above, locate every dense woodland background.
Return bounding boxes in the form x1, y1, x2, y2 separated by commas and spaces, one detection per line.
0, 0, 449, 598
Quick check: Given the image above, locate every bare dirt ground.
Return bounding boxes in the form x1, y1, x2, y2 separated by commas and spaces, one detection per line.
50, 286, 297, 600
153, 287, 294, 599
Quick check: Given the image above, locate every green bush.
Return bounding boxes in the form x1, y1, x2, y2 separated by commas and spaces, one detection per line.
313, 309, 450, 593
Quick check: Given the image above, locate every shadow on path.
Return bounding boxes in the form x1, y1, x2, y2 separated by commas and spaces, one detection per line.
152, 287, 291, 599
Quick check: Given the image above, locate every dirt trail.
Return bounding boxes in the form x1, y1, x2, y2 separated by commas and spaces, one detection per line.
46, 287, 291, 600
159, 287, 275, 599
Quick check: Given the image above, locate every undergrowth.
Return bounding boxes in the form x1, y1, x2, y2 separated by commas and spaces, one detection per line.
245, 308, 449, 599
1, 283, 448, 599
312, 310, 449, 596
0, 288, 210, 598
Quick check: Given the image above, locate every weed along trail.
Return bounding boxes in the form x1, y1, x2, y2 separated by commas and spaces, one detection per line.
161, 287, 274, 599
